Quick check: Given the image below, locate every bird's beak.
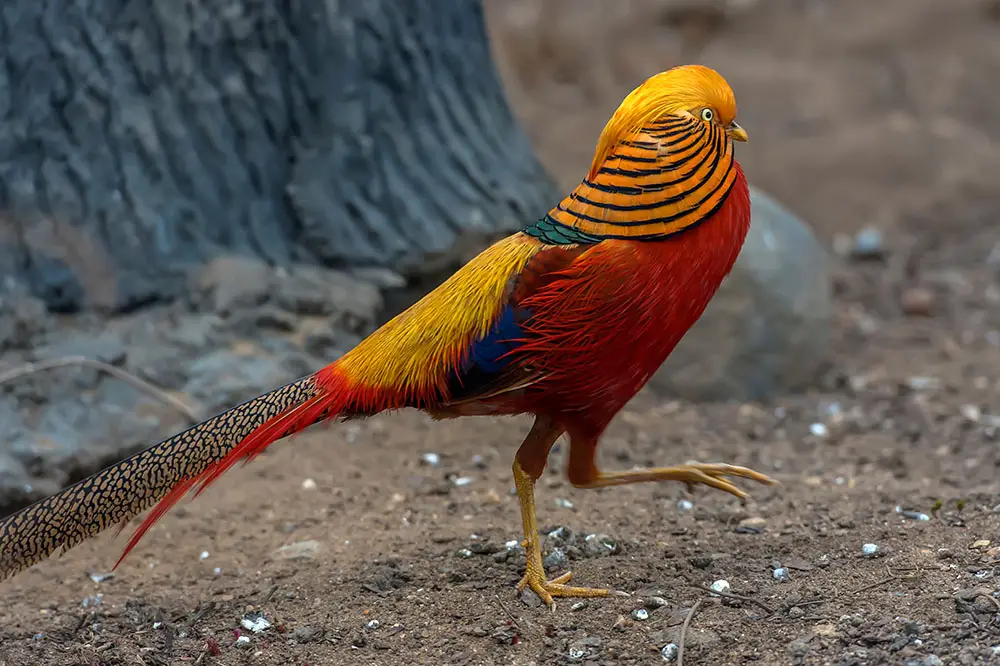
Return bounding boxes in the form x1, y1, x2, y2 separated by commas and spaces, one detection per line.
726, 122, 748, 143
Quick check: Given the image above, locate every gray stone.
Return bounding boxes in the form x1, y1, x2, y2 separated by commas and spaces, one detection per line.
0, 282, 50, 351
192, 256, 273, 315
650, 186, 831, 402
275, 265, 383, 329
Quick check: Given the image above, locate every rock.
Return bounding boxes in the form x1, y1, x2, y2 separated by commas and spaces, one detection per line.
182, 349, 306, 413
650, 186, 831, 402
900, 287, 935, 316
192, 256, 273, 315
275, 265, 383, 328
292, 625, 324, 643
0, 282, 51, 351
275, 540, 322, 561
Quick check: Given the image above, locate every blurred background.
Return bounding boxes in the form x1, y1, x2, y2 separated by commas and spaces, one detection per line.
2, 1, 1000, 664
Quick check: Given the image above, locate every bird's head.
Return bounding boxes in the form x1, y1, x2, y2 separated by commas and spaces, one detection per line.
588, 64, 746, 180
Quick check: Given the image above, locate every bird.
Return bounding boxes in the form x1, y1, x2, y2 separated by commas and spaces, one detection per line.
0, 64, 776, 607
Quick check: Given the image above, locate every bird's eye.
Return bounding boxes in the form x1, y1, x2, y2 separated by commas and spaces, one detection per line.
700, 108, 715, 122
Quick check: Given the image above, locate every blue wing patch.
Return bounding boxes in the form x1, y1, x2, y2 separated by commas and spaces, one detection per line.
447, 304, 529, 397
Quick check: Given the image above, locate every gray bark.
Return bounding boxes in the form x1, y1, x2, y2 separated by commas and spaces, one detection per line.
0, 0, 557, 313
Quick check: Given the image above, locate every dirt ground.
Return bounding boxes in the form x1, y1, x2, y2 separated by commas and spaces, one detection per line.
4, 1, 1000, 664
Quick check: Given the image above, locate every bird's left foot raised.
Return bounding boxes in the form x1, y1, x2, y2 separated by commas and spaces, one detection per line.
670, 462, 779, 500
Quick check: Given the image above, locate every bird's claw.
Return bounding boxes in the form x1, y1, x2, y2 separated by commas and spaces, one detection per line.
516, 570, 627, 609
677, 462, 779, 502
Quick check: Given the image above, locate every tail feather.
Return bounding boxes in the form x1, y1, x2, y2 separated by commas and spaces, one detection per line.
0, 374, 334, 581
116, 379, 350, 565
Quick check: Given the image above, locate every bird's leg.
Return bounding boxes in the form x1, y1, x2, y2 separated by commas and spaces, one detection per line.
566, 430, 778, 501
512, 416, 620, 608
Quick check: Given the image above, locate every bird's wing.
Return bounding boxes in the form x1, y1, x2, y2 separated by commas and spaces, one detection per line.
442, 240, 590, 407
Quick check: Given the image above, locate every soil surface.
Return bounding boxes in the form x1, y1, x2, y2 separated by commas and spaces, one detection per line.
4, 1, 1000, 664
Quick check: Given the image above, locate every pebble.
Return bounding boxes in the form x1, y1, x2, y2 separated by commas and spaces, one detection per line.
421, 452, 441, 466
293, 625, 323, 643
81, 594, 103, 608
709, 579, 730, 596
555, 498, 574, 509
739, 516, 767, 529
632, 608, 649, 621
571, 602, 587, 611
851, 227, 885, 259
452, 476, 473, 487
240, 614, 272, 634
809, 422, 828, 438
970, 539, 992, 550
661, 643, 679, 661
788, 606, 805, 619
861, 543, 879, 557
645, 596, 669, 610
772, 567, 790, 582
87, 571, 114, 584
895, 506, 931, 521
543, 548, 567, 570
900, 287, 935, 316
199, 551, 210, 560
677, 499, 694, 511
960, 404, 981, 423
584, 533, 621, 557
235, 635, 252, 648
301, 478, 317, 490
456, 548, 474, 558
366, 619, 380, 630
275, 540, 322, 560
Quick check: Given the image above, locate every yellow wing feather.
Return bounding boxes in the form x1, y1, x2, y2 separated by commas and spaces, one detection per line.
337, 233, 543, 395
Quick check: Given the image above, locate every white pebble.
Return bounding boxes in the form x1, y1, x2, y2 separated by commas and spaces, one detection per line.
152, 621, 162, 629
632, 608, 649, 621
709, 579, 730, 596
661, 643, 679, 661
677, 499, 694, 511
773, 567, 790, 582
235, 635, 252, 648
809, 423, 828, 437
366, 619, 380, 630
199, 551, 210, 560
421, 452, 441, 466
555, 498, 574, 509
570, 602, 586, 611
213, 567, 222, 575
861, 543, 879, 556
301, 478, 317, 490
240, 616, 272, 633
452, 476, 473, 487
505, 540, 520, 550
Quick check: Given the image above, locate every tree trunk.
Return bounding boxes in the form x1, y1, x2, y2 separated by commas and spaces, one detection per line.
0, 0, 556, 313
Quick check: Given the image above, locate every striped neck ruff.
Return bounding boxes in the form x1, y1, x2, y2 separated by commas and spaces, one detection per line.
543, 115, 737, 240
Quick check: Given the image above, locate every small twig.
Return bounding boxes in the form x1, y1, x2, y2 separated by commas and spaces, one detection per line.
676, 598, 702, 666
495, 594, 523, 632
686, 583, 774, 616
0, 355, 202, 423
849, 574, 900, 595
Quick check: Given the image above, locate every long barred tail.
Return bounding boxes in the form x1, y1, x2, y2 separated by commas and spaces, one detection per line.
0, 371, 348, 581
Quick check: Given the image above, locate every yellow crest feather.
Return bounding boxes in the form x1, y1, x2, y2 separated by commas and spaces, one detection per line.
588, 64, 738, 181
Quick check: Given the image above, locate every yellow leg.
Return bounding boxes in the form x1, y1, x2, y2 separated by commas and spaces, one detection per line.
511, 417, 625, 609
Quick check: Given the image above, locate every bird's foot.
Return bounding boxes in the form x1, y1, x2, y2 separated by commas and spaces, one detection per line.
515, 569, 628, 609
670, 462, 778, 501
